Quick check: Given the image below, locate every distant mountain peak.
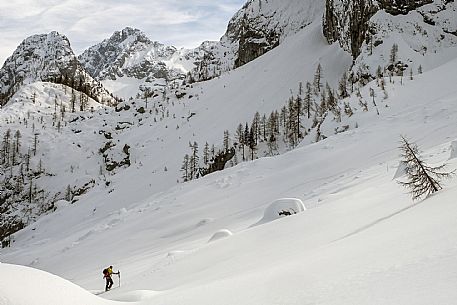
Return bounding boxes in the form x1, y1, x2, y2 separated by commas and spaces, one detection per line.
0, 31, 116, 107
78, 28, 180, 82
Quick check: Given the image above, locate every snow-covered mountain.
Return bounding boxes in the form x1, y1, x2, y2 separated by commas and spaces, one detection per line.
1, 0, 457, 304
79, 27, 220, 99
79, 27, 188, 81
0, 32, 116, 107
2, 55, 457, 304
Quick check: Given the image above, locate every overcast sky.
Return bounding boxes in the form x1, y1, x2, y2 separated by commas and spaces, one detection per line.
0, 0, 245, 65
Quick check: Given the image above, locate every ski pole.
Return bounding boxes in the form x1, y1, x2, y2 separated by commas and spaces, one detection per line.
118, 270, 121, 288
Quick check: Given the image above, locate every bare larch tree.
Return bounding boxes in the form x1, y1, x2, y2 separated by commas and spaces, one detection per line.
398, 136, 453, 201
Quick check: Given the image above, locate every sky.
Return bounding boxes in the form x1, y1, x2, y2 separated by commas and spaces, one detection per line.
0, 0, 245, 65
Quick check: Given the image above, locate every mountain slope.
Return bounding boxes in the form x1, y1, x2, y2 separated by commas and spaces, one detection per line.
1, 56, 457, 305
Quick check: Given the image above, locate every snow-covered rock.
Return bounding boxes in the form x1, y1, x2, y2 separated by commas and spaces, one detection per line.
254, 198, 306, 226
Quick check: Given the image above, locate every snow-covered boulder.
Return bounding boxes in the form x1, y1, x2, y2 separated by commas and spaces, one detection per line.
254, 198, 306, 226
208, 229, 233, 243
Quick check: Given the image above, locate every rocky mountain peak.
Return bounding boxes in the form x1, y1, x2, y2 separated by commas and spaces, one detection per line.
0, 31, 116, 107
78, 27, 180, 82
0, 32, 76, 106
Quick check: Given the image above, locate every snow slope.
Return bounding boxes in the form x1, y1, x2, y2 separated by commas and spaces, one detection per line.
2, 1, 457, 303
2, 54, 457, 305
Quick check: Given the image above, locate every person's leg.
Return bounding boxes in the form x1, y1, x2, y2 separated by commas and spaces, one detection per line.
105, 278, 109, 291
108, 277, 114, 289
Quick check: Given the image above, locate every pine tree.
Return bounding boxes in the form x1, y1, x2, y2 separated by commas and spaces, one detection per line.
236, 123, 245, 161
390, 43, 399, 64
248, 127, 256, 160
181, 154, 190, 182
244, 123, 250, 150
14, 130, 21, 154
313, 63, 323, 94
252, 112, 261, 145
33, 133, 39, 156
65, 185, 72, 202
223, 130, 230, 152
189, 142, 199, 179
70, 89, 76, 113
203, 142, 210, 165
304, 82, 313, 119
338, 73, 349, 99
261, 114, 267, 141
398, 136, 454, 200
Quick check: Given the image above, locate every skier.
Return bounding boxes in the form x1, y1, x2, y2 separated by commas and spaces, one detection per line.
103, 265, 119, 291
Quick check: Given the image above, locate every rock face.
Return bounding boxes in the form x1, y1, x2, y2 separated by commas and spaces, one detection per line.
323, 0, 379, 59
189, 0, 324, 82
0, 32, 114, 106
322, 0, 437, 59
378, 0, 434, 15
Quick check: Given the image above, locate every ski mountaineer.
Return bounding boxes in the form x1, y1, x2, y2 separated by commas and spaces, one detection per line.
103, 266, 119, 291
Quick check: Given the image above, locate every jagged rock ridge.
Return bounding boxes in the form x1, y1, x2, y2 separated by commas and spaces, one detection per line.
79, 27, 213, 83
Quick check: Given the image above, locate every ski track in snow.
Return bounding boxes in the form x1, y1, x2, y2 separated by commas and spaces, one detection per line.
332, 200, 423, 243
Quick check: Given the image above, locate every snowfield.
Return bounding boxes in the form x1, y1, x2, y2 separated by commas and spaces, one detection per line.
2, 54, 457, 303
2, 1, 457, 304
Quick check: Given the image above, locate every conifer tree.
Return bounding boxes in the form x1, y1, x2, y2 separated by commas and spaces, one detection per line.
338, 73, 349, 99
236, 123, 245, 161
398, 136, 453, 200
261, 114, 267, 141
313, 63, 323, 94
304, 82, 313, 119
248, 127, 256, 160
70, 89, 76, 113
390, 43, 399, 64
65, 185, 72, 202
223, 130, 230, 152
14, 130, 21, 154
203, 142, 210, 165
189, 141, 199, 179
